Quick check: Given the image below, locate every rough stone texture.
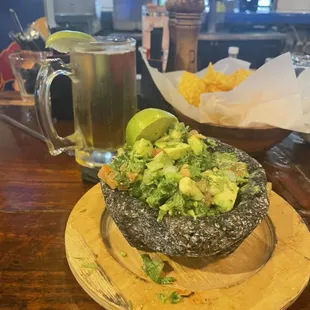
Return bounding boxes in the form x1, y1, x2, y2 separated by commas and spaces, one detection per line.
101, 138, 269, 257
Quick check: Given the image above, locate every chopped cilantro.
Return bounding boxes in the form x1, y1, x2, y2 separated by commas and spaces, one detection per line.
156, 293, 168, 304
169, 292, 183, 304
141, 254, 176, 284
156, 291, 183, 305
206, 138, 217, 147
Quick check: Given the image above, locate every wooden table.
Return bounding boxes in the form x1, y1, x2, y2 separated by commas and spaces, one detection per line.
0, 93, 309, 309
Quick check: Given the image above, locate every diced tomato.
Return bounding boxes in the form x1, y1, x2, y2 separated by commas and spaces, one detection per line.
103, 165, 112, 177
98, 165, 118, 189
180, 164, 191, 177
98, 165, 110, 181
152, 148, 162, 157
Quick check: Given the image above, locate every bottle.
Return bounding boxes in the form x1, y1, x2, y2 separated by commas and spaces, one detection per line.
228, 46, 239, 59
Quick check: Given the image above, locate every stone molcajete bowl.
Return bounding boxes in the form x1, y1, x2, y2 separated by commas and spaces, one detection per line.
101, 138, 269, 258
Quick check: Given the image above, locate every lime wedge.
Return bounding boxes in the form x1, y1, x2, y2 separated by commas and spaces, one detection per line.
45, 31, 96, 53
126, 109, 178, 146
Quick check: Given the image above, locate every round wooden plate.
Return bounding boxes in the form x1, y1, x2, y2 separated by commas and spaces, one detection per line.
65, 184, 310, 310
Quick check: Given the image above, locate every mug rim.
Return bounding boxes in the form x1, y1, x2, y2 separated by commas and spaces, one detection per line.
8, 50, 52, 61
73, 36, 136, 53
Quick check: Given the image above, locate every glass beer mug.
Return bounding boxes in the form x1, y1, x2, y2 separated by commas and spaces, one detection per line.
35, 37, 137, 168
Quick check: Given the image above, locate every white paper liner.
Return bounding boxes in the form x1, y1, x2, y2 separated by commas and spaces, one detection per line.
141, 48, 310, 133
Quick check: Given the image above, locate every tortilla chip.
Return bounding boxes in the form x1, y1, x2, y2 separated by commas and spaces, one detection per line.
178, 63, 252, 107
228, 68, 252, 88
178, 71, 207, 107
203, 63, 236, 92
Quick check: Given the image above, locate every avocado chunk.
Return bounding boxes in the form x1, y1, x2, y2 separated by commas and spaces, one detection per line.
202, 171, 239, 213
169, 128, 183, 141
154, 151, 174, 165
154, 140, 168, 149
179, 177, 204, 201
229, 162, 249, 184
164, 144, 192, 160
155, 141, 191, 160
168, 122, 188, 142
212, 182, 238, 213
131, 138, 153, 158
187, 135, 205, 155
146, 152, 173, 172
213, 152, 237, 168
214, 162, 249, 185
154, 122, 188, 144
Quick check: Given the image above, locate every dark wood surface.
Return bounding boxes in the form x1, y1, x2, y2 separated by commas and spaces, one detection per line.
0, 98, 309, 309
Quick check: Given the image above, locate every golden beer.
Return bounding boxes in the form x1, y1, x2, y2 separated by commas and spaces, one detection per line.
36, 38, 137, 168
71, 40, 137, 167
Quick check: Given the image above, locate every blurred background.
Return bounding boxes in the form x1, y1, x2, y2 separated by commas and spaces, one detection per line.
2, 0, 310, 91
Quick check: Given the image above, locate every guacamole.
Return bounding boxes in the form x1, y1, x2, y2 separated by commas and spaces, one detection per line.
99, 122, 249, 222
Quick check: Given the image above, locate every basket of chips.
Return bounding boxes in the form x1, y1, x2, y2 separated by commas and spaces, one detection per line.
141, 50, 310, 153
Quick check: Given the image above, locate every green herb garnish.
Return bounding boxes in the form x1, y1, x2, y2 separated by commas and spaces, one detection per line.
81, 263, 97, 269
156, 293, 168, 304
169, 291, 183, 304
141, 254, 176, 284
156, 291, 183, 304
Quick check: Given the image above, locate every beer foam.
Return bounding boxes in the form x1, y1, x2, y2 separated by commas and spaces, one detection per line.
74, 38, 136, 54
74, 47, 134, 55
75, 48, 134, 55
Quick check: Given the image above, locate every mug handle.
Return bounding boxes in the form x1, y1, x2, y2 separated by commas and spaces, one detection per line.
35, 58, 77, 155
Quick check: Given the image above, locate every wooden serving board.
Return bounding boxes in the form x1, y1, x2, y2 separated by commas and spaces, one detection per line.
65, 184, 310, 310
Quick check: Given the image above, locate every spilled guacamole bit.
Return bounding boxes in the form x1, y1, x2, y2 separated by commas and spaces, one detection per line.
120, 251, 127, 257
156, 291, 183, 304
141, 254, 176, 284
157, 293, 168, 304
81, 263, 97, 269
